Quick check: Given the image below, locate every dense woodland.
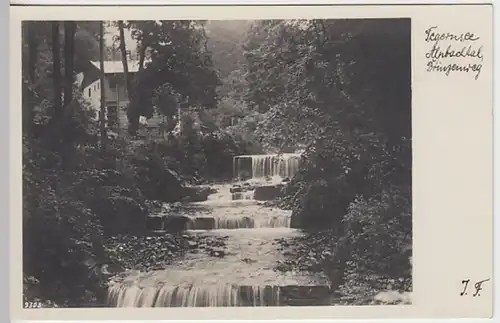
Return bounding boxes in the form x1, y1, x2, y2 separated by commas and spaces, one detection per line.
22, 19, 412, 306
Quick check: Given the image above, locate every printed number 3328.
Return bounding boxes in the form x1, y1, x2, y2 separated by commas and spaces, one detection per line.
24, 301, 42, 308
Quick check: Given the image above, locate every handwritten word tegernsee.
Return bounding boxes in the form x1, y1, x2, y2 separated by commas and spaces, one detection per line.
424, 26, 484, 80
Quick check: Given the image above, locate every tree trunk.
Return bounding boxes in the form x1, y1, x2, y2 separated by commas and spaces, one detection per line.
63, 21, 75, 109
117, 21, 131, 96
138, 43, 146, 73
128, 42, 149, 136
61, 21, 76, 171
99, 21, 107, 152
22, 22, 38, 136
117, 21, 139, 136
26, 23, 37, 101
52, 22, 62, 118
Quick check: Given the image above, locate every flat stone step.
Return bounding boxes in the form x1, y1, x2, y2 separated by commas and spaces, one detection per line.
186, 214, 291, 230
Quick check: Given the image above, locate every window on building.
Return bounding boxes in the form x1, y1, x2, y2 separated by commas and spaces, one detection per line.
88, 88, 91, 97
97, 82, 100, 90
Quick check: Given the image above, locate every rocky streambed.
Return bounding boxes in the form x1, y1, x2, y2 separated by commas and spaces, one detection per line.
105, 233, 229, 274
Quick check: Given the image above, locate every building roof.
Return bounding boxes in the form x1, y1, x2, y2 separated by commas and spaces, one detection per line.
90, 60, 144, 74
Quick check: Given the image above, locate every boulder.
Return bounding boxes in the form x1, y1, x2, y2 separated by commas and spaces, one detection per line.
209, 248, 225, 258
181, 186, 216, 202
145, 200, 163, 213
279, 285, 333, 306
102, 263, 124, 275
290, 209, 302, 228
157, 168, 184, 202
254, 184, 284, 201
230, 187, 243, 193
146, 216, 164, 231
191, 217, 216, 230
243, 185, 256, 191
163, 215, 191, 232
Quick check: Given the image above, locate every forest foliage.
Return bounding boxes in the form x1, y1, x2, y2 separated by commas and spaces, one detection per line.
241, 19, 412, 296
22, 19, 412, 306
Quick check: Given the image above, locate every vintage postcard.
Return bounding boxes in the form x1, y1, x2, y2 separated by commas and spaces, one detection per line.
10, 3, 493, 321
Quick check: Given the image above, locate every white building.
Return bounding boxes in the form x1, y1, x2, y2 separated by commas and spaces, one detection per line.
76, 60, 150, 132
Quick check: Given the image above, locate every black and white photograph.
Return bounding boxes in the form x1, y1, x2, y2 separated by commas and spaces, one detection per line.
22, 18, 412, 308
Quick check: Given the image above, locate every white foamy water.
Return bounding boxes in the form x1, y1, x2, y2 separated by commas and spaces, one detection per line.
233, 153, 301, 179
108, 284, 283, 307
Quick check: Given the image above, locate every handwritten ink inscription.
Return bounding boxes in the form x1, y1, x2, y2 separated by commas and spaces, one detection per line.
460, 278, 490, 297
425, 26, 484, 80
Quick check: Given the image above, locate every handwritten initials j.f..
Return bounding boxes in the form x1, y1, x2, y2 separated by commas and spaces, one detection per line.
461, 278, 490, 297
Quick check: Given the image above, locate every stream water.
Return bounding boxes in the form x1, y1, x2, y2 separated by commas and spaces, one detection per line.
107, 154, 332, 307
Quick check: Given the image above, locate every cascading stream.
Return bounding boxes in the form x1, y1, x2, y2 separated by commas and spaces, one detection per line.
107, 156, 331, 308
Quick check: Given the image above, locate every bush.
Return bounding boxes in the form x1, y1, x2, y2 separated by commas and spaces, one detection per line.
136, 129, 260, 185
201, 130, 259, 181
74, 168, 149, 235
287, 135, 373, 231
342, 188, 412, 277
127, 143, 184, 202
336, 189, 412, 303
23, 163, 106, 306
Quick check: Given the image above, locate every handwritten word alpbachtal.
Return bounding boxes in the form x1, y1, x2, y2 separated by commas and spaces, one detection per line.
424, 26, 483, 80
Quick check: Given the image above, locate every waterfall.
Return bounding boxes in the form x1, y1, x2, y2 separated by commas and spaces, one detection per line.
231, 190, 255, 201
233, 153, 301, 180
107, 284, 282, 307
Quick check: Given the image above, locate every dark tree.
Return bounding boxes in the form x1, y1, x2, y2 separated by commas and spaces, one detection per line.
99, 21, 107, 152
52, 22, 62, 118
63, 21, 76, 108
